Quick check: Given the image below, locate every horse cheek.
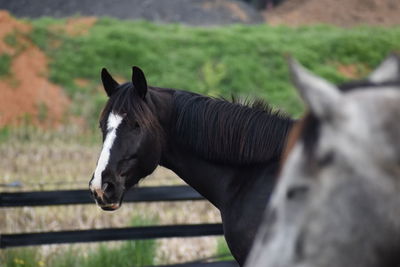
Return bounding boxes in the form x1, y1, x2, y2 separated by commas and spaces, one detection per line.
138, 134, 161, 176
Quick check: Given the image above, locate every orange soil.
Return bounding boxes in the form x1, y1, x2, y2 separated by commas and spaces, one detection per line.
336, 63, 368, 79
50, 16, 97, 37
0, 11, 91, 128
266, 0, 400, 27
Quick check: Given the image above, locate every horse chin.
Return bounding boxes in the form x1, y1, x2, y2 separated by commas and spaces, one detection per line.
99, 202, 121, 211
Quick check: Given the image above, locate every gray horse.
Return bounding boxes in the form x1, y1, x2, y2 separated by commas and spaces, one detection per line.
246, 54, 400, 267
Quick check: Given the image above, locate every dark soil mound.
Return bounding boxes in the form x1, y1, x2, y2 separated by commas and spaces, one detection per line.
0, 0, 264, 26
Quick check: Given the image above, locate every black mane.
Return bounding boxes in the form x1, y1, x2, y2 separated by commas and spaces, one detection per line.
171, 91, 294, 165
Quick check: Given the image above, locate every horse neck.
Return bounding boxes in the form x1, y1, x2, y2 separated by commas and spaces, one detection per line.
162, 147, 242, 208
146, 87, 232, 208
149, 88, 291, 209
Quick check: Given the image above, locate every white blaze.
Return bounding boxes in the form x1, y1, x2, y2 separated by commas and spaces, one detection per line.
92, 112, 123, 190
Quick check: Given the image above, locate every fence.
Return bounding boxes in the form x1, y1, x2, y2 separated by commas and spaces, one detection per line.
0, 185, 238, 267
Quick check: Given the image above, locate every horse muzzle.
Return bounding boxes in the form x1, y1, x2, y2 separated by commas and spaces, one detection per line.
90, 182, 123, 211
99, 202, 121, 211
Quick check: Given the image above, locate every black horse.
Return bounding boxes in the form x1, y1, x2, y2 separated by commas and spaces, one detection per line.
89, 67, 294, 265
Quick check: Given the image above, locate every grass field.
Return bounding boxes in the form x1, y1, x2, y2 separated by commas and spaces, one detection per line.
23, 18, 400, 130
2, 216, 157, 267
1, 15, 400, 266
0, 130, 223, 266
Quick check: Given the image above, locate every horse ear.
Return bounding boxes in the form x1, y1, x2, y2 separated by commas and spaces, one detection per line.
101, 68, 119, 97
368, 54, 400, 83
289, 58, 341, 119
132, 66, 148, 99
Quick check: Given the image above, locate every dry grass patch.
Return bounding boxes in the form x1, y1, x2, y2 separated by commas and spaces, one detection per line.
0, 134, 221, 264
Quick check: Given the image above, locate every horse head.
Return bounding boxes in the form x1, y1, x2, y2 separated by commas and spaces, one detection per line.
247, 54, 400, 267
89, 67, 163, 210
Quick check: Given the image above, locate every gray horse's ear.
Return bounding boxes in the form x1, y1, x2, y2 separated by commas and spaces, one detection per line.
132, 66, 147, 99
368, 54, 400, 83
101, 68, 119, 97
289, 58, 341, 118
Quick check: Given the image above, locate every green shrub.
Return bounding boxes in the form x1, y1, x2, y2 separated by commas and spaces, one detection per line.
0, 53, 12, 77
0, 126, 11, 143
4, 32, 18, 47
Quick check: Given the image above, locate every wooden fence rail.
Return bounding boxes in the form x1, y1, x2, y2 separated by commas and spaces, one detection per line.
0, 224, 223, 248
0, 185, 203, 207
0, 186, 239, 266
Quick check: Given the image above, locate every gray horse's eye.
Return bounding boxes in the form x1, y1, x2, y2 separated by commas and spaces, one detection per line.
286, 185, 309, 200
318, 151, 335, 167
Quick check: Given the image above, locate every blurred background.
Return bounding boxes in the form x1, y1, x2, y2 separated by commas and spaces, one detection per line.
0, 0, 399, 266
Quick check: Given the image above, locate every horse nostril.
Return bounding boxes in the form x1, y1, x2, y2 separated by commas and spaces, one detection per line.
101, 182, 115, 198
102, 182, 115, 198
93, 188, 105, 201
102, 182, 109, 192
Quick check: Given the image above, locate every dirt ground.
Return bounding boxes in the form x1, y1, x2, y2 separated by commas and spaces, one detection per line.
0, 0, 264, 26
0, 11, 70, 128
266, 0, 400, 27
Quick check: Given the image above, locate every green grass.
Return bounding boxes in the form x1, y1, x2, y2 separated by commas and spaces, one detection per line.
28, 19, 400, 119
49, 239, 156, 267
4, 32, 18, 47
0, 247, 42, 267
1, 216, 157, 267
4, 30, 29, 54
0, 53, 12, 77
36, 102, 49, 123
215, 237, 235, 261
0, 126, 11, 143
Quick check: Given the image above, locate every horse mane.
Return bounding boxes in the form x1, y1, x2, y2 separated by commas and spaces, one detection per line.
171, 91, 294, 165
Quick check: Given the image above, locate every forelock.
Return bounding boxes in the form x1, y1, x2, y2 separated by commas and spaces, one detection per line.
99, 83, 162, 136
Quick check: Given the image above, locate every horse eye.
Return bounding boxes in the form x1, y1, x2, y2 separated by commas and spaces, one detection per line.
123, 154, 137, 161
134, 122, 140, 129
318, 151, 334, 167
286, 185, 309, 200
